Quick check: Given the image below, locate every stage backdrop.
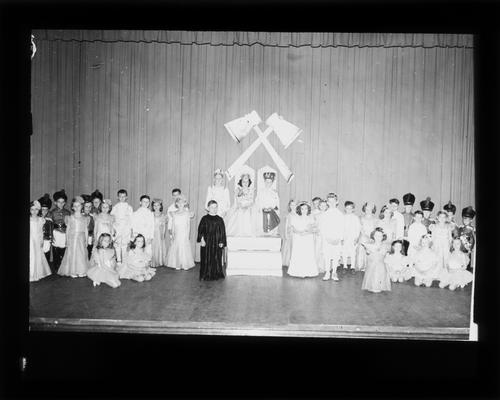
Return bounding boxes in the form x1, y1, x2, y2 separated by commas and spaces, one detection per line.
30, 30, 475, 260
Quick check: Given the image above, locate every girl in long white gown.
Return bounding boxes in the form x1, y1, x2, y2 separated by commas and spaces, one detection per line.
429, 211, 452, 276
281, 199, 297, 267
57, 197, 90, 278
356, 202, 378, 271
287, 202, 319, 278
30, 200, 52, 282
205, 169, 231, 218
225, 173, 256, 237
166, 196, 195, 270
151, 199, 168, 267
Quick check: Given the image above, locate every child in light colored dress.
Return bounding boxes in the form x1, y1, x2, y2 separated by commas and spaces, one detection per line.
87, 233, 121, 288
384, 240, 410, 283
30, 200, 52, 282
361, 228, 391, 293
405, 233, 439, 287
166, 196, 196, 270
281, 199, 297, 267
438, 238, 473, 290
117, 234, 156, 282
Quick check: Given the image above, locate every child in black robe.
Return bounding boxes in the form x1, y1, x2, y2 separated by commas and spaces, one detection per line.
197, 200, 227, 281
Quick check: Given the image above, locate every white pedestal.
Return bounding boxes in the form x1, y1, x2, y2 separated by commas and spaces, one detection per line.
226, 236, 283, 277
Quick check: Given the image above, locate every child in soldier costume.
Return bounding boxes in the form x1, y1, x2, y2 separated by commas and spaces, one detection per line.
452, 206, 476, 271
48, 189, 71, 272
420, 197, 435, 232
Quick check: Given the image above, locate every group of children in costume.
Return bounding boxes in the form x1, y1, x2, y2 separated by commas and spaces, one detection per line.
281, 193, 476, 293
29, 188, 197, 287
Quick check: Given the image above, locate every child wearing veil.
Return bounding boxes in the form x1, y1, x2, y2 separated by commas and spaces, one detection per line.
225, 165, 256, 237
205, 168, 231, 218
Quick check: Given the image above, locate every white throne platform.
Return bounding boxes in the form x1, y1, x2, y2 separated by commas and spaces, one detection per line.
226, 236, 283, 277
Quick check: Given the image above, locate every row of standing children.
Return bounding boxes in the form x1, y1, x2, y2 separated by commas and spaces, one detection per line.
29, 187, 196, 287
281, 192, 476, 293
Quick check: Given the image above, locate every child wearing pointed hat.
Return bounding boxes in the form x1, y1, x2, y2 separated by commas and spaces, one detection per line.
48, 189, 71, 272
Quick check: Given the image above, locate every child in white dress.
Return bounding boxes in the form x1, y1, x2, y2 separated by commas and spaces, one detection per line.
361, 228, 391, 293
57, 196, 90, 278
287, 202, 319, 278
429, 211, 452, 277
438, 238, 473, 290
166, 196, 195, 270
151, 198, 168, 268
384, 240, 410, 283
281, 199, 297, 267
87, 233, 121, 288
93, 199, 115, 248
405, 233, 439, 287
117, 234, 156, 282
342, 201, 361, 273
30, 200, 52, 282
377, 205, 397, 243
356, 202, 377, 271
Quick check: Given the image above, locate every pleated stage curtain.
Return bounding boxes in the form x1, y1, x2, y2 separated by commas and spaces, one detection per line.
30, 30, 475, 259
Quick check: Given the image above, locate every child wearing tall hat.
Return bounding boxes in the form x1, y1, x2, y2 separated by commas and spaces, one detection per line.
48, 189, 71, 272
30, 200, 52, 282
342, 201, 361, 273
57, 196, 90, 278
452, 206, 476, 271
82, 195, 95, 260
443, 201, 457, 230
438, 237, 473, 290
402, 193, 416, 237
420, 197, 435, 232
389, 198, 405, 240
110, 189, 133, 264
90, 189, 103, 216
38, 193, 54, 271
131, 195, 155, 256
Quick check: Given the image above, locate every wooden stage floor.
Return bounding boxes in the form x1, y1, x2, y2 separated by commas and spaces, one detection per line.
29, 265, 473, 340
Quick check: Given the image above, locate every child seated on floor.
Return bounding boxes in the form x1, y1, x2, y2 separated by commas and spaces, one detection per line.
404, 233, 439, 287
384, 240, 410, 283
87, 233, 121, 288
438, 238, 473, 290
117, 234, 156, 282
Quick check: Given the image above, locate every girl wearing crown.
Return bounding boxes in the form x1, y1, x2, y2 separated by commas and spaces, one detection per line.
30, 200, 52, 281
255, 169, 280, 236
226, 169, 256, 237
205, 169, 231, 218
57, 196, 90, 278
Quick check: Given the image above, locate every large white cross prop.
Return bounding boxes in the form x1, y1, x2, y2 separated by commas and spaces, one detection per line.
224, 111, 302, 183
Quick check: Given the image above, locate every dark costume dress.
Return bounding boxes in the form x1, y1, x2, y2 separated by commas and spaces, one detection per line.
197, 214, 227, 281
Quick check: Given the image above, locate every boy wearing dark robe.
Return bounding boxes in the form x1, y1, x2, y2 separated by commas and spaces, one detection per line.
197, 200, 227, 281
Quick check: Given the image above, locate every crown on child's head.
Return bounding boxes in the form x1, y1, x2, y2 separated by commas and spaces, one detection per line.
263, 172, 275, 180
